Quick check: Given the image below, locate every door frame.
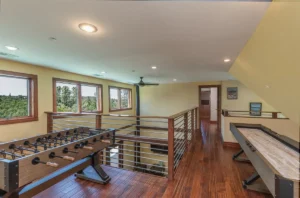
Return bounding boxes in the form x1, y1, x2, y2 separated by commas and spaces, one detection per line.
198, 85, 222, 131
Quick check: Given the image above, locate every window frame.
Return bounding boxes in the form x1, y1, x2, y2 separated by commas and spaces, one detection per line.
109, 86, 132, 112
0, 70, 38, 125
53, 78, 103, 113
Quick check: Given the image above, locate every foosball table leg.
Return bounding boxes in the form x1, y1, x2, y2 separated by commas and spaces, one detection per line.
75, 151, 111, 185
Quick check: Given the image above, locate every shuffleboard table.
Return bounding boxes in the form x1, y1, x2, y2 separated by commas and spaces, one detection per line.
230, 123, 299, 198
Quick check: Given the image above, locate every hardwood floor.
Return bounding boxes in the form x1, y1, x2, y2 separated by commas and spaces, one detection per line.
35, 121, 271, 198
163, 121, 272, 198
34, 166, 168, 198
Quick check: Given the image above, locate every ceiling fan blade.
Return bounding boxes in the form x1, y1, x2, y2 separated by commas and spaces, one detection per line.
143, 83, 159, 86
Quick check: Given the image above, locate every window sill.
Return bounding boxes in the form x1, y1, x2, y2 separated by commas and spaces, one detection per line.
109, 108, 133, 113
0, 117, 38, 125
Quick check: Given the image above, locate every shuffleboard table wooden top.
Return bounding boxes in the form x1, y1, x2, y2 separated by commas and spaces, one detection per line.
238, 128, 300, 181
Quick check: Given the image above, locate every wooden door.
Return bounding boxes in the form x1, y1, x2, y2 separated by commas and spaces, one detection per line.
200, 91, 210, 119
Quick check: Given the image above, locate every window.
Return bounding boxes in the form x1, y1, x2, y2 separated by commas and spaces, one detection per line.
109, 86, 132, 112
53, 78, 102, 113
0, 70, 38, 124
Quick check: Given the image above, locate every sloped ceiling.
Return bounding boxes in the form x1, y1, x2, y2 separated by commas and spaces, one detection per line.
230, 1, 300, 126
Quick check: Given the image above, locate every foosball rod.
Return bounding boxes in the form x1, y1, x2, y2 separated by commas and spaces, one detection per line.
9, 144, 39, 154
0, 149, 24, 159
32, 157, 59, 167
49, 152, 75, 161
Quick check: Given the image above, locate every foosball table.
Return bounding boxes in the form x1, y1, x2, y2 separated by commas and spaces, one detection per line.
0, 127, 115, 198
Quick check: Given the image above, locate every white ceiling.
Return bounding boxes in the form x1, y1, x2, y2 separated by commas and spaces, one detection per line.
0, 0, 270, 84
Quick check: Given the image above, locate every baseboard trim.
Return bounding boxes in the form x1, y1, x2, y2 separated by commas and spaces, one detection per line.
223, 142, 241, 149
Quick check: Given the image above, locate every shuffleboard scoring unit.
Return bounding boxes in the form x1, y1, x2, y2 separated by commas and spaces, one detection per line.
0, 127, 115, 198
230, 123, 299, 198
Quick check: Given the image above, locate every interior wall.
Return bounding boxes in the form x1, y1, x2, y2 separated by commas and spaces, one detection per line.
229, 1, 300, 125
222, 115, 299, 142
210, 88, 218, 122
0, 58, 136, 142
140, 81, 221, 117
222, 80, 277, 112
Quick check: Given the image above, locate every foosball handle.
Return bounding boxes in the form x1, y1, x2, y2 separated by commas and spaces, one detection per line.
82, 146, 93, 150
46, 162, 59, 167
63, 156, 75, 161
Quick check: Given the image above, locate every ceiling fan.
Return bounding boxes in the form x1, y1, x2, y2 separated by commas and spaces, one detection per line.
134, 77, 159, 87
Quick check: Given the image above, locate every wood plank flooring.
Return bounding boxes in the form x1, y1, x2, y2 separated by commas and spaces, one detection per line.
34, 166, 168, 198
162, 121, 272, 198
35, 121, 272, 198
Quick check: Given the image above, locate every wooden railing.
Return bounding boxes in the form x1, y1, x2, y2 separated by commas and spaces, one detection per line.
45, 107, 198, 181
167, 107, 198, 180
222, 109, 287, 119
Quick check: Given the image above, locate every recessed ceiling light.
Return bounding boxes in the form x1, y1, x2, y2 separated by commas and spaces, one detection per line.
5, 46, 18, 51
151, 66, 157, 69
101, 71, 106, 74
265, 85, 270, 88
78, 23, 98, 33
173, 79, 177, 81
224, 58, 231, 63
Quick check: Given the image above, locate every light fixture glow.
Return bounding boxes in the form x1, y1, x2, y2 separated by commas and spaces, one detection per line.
173, 79, 177, 81
151, 66, 157, 69
5, 46, 18, 51
224, 58, 231, 63
265, 85, 270, 89
101, 71, 106, 74
78, 23, 98, 33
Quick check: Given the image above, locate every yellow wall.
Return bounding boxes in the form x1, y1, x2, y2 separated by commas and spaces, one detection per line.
0, 59, 136, 142
221, 80, 277, 112
229, 1, 300, 125
140, 81, 221, 117
221, 115, 299, 142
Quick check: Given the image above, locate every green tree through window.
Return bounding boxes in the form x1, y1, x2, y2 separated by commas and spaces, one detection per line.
54, 79, 102, 113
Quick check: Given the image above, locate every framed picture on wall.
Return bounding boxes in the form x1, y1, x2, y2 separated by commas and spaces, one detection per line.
250, 102, 262, 116
227, 87, 238, 100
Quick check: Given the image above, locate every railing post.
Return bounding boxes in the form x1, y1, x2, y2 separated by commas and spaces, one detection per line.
184, 113, 188, 148
195, 107, 198, 130
168, 118, 174, 181
96, 114, 102, 129
272, 112, 278, 119
47, 113, 53, 133
191, 110, 194, 139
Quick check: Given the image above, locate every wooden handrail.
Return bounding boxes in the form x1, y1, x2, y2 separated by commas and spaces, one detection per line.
222, 109, 282, 114
169, 107, 198, 119
222, 109, 287, 119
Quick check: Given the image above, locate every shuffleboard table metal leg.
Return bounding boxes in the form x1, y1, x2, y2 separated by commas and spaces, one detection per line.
242, 172, 270, 194
232, 149, 250, 163
75, 151, 111, 185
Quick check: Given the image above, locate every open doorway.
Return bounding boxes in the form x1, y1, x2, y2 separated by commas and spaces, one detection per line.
199, 85, 221, 131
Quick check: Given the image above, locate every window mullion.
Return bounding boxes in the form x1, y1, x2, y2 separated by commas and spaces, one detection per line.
78, 83, 82, 113
118, 88, 121, 110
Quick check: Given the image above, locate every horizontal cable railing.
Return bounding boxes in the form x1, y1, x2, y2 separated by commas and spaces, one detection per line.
45, 107, 198, 180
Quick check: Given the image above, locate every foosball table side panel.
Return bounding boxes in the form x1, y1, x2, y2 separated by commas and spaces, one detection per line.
18, 131, 113, 187
0, 159, 19, 192
230, 124, 276, 196
0, 161, 5, 191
